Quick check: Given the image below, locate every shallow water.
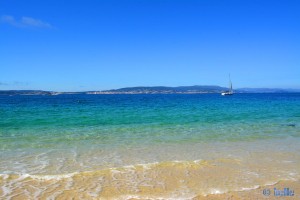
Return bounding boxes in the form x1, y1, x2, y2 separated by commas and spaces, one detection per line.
0, 93, 300, 199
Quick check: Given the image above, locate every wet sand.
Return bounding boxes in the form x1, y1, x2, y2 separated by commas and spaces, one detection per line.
1, 158, 299, 199
193, 180, 299, 200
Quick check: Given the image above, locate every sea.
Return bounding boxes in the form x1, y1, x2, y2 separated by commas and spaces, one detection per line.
0, 93, 300, 199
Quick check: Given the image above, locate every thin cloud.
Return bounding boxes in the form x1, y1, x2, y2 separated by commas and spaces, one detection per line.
13, 81, 30, 86
0, 82, 8, 85
0, 81, 29, 86
1, 15, 53, 29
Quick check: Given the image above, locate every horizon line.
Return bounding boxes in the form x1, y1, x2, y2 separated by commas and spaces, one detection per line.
1, 85, 300, 93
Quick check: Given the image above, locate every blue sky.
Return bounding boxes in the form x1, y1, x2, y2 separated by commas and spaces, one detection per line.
1, 0, 299, 91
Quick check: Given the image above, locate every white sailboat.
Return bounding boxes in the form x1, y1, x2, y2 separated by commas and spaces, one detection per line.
221, 74, 233, 95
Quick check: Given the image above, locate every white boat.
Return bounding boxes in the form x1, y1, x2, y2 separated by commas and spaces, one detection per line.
221, 74, 233, 95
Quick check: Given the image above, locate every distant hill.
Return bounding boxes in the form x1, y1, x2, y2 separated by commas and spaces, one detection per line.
98, 85, 228, 94
237, 88, 300, 93
0, 90, 86, 95
0, 90, 52, 95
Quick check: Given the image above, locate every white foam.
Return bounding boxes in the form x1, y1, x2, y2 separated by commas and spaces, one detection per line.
0, 174, 31, 198
0, 174, 9, 179
209, 188, 225, 194
136, 162, 159, 169
117, 195, 194, 200
264, 181, 279, 186
28, 172, 78, 180
241, 185, 260, 191
1, 184, 12, 197
193, 159, 203, 163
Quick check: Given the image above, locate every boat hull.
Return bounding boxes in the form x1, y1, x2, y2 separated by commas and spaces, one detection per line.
221, 92, 233, 96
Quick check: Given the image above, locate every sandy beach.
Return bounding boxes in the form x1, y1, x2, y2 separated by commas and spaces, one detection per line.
2, 177, 298, 199
193, 180, 299, 200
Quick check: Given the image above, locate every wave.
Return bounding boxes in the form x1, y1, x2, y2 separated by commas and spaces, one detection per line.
1, 159, 299, 199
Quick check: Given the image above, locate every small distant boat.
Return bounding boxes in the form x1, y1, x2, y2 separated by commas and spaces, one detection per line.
221, 74, 233, 96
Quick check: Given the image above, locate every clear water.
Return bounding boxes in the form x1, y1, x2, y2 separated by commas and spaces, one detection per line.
0, 93, 300, 199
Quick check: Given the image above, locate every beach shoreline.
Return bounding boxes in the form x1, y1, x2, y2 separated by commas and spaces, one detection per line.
193, 180, 299, 200
1, 155, 299, 199
2, 175, 298, 199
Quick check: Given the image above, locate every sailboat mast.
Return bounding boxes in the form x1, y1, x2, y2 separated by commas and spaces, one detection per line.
221, 74, 233, 95
229, 74, 232, 92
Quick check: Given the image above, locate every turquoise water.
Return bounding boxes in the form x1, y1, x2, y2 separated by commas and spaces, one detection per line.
1, 94, 300, 172
1, 93, 300, 198
1, 93, 300, 145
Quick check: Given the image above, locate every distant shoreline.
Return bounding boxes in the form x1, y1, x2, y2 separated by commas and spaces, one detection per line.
1, 85, 300, 95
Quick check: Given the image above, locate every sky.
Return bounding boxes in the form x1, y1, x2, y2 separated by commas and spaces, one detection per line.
0, 0, 299, 91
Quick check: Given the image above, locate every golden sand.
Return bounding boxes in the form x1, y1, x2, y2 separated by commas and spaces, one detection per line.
1, 158, 299, 199
193, 180, 300, 200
